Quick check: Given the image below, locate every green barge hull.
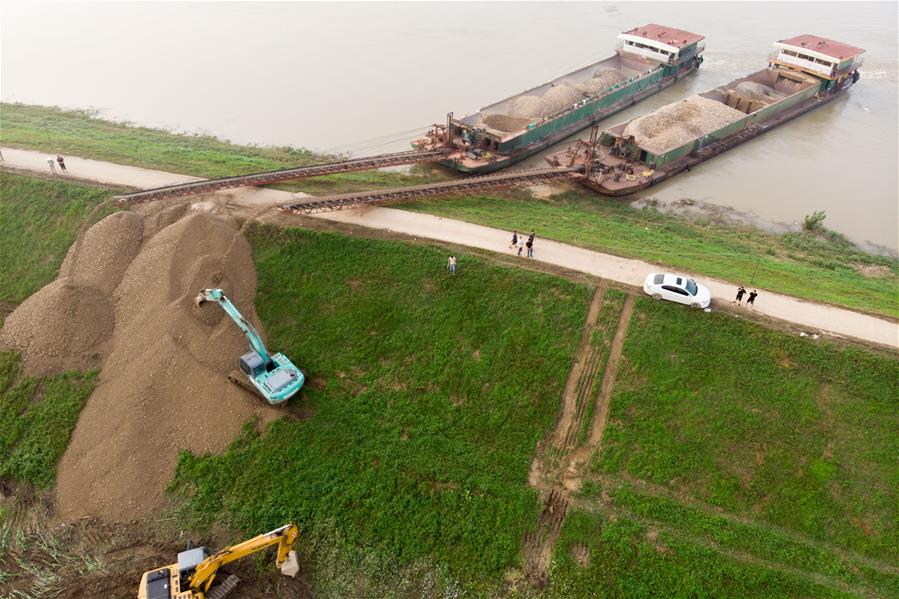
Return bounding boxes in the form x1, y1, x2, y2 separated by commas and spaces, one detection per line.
413, 24, 706, 174
553, 34, 865, 196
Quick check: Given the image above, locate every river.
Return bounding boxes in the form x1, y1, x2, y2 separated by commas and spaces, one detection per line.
2, 2, 896, 251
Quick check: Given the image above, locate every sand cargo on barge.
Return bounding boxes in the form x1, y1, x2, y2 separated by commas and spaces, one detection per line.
412, 24, 705, 174
547, 34, 864, 196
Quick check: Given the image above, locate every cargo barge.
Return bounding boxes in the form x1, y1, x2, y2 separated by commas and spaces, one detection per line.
546, 34, 864, 196
412, 24, 705, 174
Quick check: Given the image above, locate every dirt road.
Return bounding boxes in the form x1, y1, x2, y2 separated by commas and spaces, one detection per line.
2, 147, 896, 350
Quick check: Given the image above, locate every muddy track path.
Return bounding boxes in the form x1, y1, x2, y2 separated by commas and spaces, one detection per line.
523, 289, 634, 587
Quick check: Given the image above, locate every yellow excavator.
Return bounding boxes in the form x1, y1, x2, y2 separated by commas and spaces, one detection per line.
136, 523, 299, 599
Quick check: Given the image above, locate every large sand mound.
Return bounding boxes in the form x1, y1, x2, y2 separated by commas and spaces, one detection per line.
542, 83, 582, 112
54, 209, 280, 521
578, 69, 627, 94
623, 95, 746, 155
508, 95, 554, 119
3, 204, 280, 521
480, 114, 535, 133
59, 211, 145, 295
1, 279, 114, 374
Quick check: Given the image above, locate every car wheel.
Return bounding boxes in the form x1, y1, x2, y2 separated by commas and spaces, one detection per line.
652, 293, 662, 300
691, 302, 701, 309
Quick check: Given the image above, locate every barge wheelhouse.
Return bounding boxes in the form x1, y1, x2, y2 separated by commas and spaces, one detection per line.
412, 24, 705, 174
549, 34, 864, 196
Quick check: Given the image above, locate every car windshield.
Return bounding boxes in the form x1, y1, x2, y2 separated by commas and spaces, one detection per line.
685, 279, 698, 295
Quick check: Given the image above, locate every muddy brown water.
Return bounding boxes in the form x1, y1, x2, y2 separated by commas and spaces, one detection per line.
1, 2, 896, 251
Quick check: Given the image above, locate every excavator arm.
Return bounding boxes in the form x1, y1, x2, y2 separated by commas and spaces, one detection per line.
195, 288, 270, 364
190, 523, 299, 595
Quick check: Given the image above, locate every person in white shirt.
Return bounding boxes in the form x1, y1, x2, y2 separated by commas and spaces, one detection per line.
47, 156, 57, 174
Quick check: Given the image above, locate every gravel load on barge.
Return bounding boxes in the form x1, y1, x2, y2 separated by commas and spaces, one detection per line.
413, 24, 705, 174
547, 34, 864, 196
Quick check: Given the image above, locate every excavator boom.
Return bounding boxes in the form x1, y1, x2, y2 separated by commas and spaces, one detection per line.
136, 523, 299, 599
194, 288, 304, 405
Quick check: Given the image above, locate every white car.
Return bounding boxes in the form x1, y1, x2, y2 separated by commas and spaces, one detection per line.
643, 273, 711, 309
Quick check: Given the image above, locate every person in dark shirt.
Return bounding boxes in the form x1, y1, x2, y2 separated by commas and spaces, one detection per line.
735, 285, 746, 305
57, 155, 67, 172
747, 290, 758, 308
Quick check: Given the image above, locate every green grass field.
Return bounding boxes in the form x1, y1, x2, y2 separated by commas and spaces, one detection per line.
544, 297, 899, 598
1, 172, 897, 597
169, 224, 591, 592
0, 352, 96, 489
0, 173, 117, 303
0, 103, 441, 194
402, 191, 899, 319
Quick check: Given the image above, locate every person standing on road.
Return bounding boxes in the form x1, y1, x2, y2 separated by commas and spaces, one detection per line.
517, 236, 524, 256
526, 230, 535, 258
747, 290, 758, 308
510, 231, 518, 250
47, 156, 57, 174
448, 255, 456, 275
56, 155, 67, 172
734, 285, 746, 305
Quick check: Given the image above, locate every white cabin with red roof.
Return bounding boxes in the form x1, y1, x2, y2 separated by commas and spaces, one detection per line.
771, 34, 864, 80
617, 24, 705, 65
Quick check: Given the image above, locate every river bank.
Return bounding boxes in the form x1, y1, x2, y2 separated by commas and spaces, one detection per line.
1, 102, 897, 319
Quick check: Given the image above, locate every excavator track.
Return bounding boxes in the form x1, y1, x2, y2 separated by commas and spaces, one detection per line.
228, 370, 265, 400
280, 166, 582, 214
207, 574, 241, 599
115, 149, 452, 205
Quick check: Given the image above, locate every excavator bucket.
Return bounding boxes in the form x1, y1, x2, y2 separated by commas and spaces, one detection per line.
194, 291, 208, 308
280, 550, 300, 578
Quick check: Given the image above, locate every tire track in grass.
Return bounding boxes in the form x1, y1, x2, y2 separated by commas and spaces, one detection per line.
523, 289, 634, 588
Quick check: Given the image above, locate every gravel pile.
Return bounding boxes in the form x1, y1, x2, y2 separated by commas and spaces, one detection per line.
1, 279, 114, 374
578, 68, 628, 94
53, 209, 279, 522
542, 83, 582, 112
508, 95, 555, 118
623, 95, 746, 155
59, 211, 144, 295
2, 203, 279, 522
480, 114, 535, 133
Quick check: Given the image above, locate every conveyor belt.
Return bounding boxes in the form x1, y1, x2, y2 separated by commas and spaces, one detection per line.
280, 167, 582, 214
115, 148, 453, 205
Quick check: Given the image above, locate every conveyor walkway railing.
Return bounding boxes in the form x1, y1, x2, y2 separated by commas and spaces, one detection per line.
280, 167, 582, 214
115, 148, 453, 205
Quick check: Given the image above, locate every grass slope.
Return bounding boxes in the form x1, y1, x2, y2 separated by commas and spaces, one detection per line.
170, 225, 591, 591
0, 352, 96, 488
0, 103, 440, 194
549, 509, 860, 599
0, 172, 116, 303
546, 298, 898, 598
402, 191, 899, 319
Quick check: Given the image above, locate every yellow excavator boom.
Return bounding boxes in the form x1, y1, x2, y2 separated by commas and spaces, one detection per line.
136, 523, 299, 599
191, 523, 298, 593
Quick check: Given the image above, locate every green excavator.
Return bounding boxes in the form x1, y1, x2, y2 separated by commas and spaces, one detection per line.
195, 288, 303, 405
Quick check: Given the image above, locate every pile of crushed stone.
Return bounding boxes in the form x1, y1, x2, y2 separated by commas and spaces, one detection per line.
623, 95, 747, 155
2, 205, 279, 521
2, 279, 114, 374
578, 68, 627, 94
480, 114, 535, 133
542, 83, 581, 112
508, 95, 555, 119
